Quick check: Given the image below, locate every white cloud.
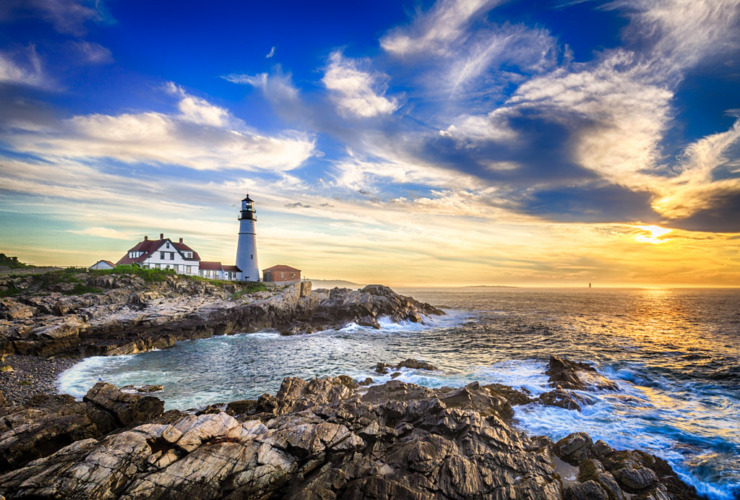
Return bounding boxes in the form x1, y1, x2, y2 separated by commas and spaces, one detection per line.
380, 0, 504, 57
330, 153, 483, 193
652, 119, 740, 219
69, 41, 112, 64
322, 52, 399, 118
0, 0, 99, 36
614, 0, 740, 73
166, 83, 231, 127
0, 47, 47, 88
440, 109, 518, 143
4, 85, 315, 172
223, 71, 300, 104
68, 227, 135, 240
266, 46, 276, 58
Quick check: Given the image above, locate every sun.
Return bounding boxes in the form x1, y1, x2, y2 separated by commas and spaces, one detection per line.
634, 225, 672, 244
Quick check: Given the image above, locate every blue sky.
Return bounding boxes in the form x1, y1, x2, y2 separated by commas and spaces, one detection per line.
1, 0, 739, 286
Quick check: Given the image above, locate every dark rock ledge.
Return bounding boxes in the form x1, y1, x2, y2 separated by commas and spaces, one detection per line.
0, 274, 443, 358
0, 375, 701, 499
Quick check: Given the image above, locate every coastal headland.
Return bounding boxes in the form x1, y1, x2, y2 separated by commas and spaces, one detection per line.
0, 269, 442, 360
0, 270, 702, 498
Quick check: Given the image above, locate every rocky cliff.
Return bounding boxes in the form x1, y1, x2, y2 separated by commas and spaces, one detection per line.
0, 372, 700, 499
0, 272, 443, 358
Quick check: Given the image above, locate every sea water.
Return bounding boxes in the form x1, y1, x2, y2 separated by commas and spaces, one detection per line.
57, 287, 740, 499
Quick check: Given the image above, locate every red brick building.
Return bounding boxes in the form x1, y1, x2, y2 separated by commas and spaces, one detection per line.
263, 265, 301, 284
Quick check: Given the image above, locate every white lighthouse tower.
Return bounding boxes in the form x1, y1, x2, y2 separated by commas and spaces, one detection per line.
235, 194, 260, 281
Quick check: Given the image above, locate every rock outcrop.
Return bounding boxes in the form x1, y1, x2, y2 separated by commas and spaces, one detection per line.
546, 355, 619, 391
0, 273, 443, 358
0, 383, 164, 473
374, 358, 439, 374
0, 377, 700, 500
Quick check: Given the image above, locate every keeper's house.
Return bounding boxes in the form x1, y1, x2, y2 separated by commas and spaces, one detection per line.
115, 234, 242, 281
263, 265, 301, 284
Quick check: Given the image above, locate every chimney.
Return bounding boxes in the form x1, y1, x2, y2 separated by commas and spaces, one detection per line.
179, 237, 183, 244
144, 235, 148, 241
160, 233, 164, 240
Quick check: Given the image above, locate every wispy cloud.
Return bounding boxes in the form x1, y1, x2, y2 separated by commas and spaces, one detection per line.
0, 0, 101, 36
0, 46, 48, 88
380, 0, 504, 57
68, 41, 112, 64
266, 46, 276, 58
68, 227, 136, 240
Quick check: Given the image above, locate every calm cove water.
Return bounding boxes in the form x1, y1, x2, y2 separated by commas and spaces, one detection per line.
58, 287, 740, 499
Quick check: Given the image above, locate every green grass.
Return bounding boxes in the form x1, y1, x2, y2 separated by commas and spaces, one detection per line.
2, 263, 269, 298
89, 265, 175, 282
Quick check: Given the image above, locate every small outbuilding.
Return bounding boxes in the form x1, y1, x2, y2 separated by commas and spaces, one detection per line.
89, 260, 115, 270
263, 265, 301, 284
199, 261, 243, 281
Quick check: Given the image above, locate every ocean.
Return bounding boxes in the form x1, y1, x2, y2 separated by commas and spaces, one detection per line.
57, 287, 740, 499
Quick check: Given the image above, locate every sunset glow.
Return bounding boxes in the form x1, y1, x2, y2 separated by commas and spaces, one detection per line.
0, 0, 738, 287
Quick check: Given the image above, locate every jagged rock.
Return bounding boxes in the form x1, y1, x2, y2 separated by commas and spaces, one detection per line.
357, 315, 380, 329
565, 480, 610, 500
0, 377, 701, 500
614, 464, 659, 491
483, 383, 533, 406
358, 377, 374, 386
539, 388, 588, 411
546, 356, 618, 391
375, 358, 438, 375
554, 432, 594, 464
546, 356, 588, 390
0, 384, 165, 473
0, 389, 5, 406
225, 399, 258, 416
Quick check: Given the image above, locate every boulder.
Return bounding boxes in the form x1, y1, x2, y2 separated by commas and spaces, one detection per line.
375, 358, 438, 374
554, 432, 594, 464
546, 355, 618, 391
546, 355, 587, 390
539, 388, 588, 411
84, 382, 164, 428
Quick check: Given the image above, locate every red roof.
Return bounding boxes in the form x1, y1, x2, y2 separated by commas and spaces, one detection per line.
263, 265, 301, 273
102, 260, 115, 267
199, 261, 222, 271
116, 236, 200, 266
222, 265, 241, 272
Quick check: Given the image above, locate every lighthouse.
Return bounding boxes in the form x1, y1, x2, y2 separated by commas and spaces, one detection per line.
235, 194, 260, 281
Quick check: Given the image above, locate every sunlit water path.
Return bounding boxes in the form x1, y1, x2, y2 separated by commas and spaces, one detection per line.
58, 288, 740, 499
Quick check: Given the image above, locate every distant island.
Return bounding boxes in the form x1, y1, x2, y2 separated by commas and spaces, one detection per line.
309, 278, 364, 289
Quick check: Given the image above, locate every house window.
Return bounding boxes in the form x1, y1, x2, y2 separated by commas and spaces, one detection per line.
170, 253, 175, 260
280, 272, 284, 278
160, 252, 165, 259
166, 243, 170, 248
291, 273, 295, 278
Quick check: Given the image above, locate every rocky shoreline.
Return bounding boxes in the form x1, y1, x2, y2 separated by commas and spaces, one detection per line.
1, 271, 443, 359
0, 356, 701, 499
0, 273, 705, 498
